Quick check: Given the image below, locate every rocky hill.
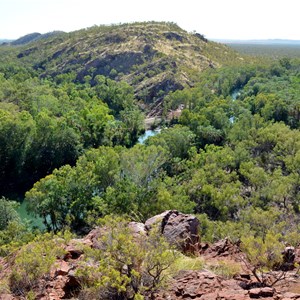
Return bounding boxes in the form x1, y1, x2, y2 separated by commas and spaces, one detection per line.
8, 22, 243, 112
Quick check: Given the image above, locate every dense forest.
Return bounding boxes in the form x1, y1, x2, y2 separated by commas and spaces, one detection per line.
0, 22, 300, 299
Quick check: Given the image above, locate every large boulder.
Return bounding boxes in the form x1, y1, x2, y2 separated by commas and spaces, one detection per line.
281, 246, 296, 271
145, 210, 200, 253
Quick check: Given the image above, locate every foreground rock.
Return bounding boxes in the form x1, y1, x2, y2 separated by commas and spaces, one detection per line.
145, 210, 200, 253
1, 211, 300, 299
154, 270, 300, 300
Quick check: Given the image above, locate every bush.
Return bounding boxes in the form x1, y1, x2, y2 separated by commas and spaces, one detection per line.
77, 216, 177, 299
0, 197, 20, 231
240, 232, 286, 286
9, 233, 66, 296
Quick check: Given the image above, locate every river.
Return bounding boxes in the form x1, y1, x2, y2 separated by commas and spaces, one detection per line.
138, 128, 161, 144
229, 88, 242, 123
231, 88, 241, 100
17, 200, 45, 229
14, 88, 242, 229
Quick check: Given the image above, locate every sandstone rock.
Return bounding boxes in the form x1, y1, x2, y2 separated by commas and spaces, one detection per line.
83, 226, 106, 249
145, 210, 200, 253
249, 287, 275, 298
55, 260, 72, 276
145, 210, 176, 232
282, 292, 300, 299
203, 237, 240, 258
64, 242, 84, 260
128, 221, 147, 240
173, 270, 223, 298
163, 212, 200, 253
0, 295, 16, 300
217, 290, 249, 300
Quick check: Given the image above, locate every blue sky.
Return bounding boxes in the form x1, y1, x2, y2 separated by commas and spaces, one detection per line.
1, 0, 299, 40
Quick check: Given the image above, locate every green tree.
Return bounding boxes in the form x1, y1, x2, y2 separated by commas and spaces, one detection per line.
0, 197, 20, 231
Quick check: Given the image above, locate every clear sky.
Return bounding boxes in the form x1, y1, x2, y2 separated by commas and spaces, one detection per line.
1, 0, 299, 40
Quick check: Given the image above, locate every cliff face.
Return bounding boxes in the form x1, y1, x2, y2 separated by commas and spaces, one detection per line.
12, 22, 242, 110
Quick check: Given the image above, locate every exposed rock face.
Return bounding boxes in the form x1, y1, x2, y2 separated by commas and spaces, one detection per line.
153, 270, 299, 300
201, 237, 241, 258
145, 210, 200, 253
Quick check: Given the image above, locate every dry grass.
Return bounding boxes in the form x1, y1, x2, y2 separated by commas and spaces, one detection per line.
171, 253, 205, 275
207, 259, 242, 279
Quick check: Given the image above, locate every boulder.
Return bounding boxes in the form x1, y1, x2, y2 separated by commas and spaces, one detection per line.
82, 226, 106, 249
249, 287, 275, 298
54, 260, 72, 276
203, 237, 240, 258
128, 221, 147, 240
281, 246, 296, 270
145, 210, 200, 253
145, 210, 177, 232
63, 241, 84, 260
163, 212, 200, 253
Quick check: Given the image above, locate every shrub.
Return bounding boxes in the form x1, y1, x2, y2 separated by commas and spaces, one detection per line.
77, 216, 177, 299
9, 233, 66, 296
0, 197, 20, 231
240, 232, 286, 286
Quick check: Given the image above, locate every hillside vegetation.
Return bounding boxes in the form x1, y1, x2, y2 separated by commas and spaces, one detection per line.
1, 22, 243, 112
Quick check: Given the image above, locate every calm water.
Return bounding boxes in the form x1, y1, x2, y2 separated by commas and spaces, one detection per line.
231, 88, 241, 100
138, 129, 161, 144
17, 200, 45, 229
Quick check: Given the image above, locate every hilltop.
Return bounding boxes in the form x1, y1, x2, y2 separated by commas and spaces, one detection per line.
10, 31, 65, 46
5, 22, 243, 112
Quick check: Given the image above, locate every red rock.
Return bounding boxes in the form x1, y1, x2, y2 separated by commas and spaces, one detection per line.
128, 221, 147, 240
283, 292, 300, 299
249, 287, 275, 298
204, 237, 240, 258
260, 287, 275, 297
0, 295, 16, 300
145, 210, 200, 254
218, 290, 249, 300
55, 260, 72, 276
64, 242, 84, 260
145, 210, 176, 231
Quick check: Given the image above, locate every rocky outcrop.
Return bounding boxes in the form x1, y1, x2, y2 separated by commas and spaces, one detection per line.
154, 270, 300, 300
2, 211, 300, 299
201, 237, 241, 258
145, 210, 200, 253
128, 221, 147, 240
